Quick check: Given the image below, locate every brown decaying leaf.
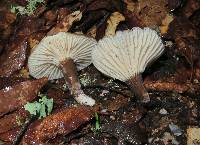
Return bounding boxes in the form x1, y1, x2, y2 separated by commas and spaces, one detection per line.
187, 128, 200, 145
86, 25, 97, 38
106, 94, 129, 112
144, 62, 200, 94
0, 17, 46, 77
175, 36, 200, 66
168, 16, 200, 66
0, 108, 28, 134
0, 128, 20, 143
181, 0, 200, 18
0, 77, 27, 90
23, 106, 94, 144
28, 32, 46, 53
168, 16, 197, 38
0, 41, 3, 54
159, 14, 174, 35
0, 77, 48, 117
105, 12, 125, 36
95, 13, 110, 40
123, 0, 168, 28
138, 0, 168, 27
124, 0, 136, 12
43, 9, 57, 24
144, 80, 190, 93
86, 0, 123, 12
74, 10, 108, 33
47, 10, 82, 36
0, 39, 28, 77
47, 87, 66, 108
123, 10, 144, 28
190, 9, 200, 29
0, 10, 16, 30
168, 0, 183, 12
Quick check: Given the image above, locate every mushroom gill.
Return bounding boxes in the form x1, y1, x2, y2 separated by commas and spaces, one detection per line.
28, 32, 97, 106
92, 27, 164, 103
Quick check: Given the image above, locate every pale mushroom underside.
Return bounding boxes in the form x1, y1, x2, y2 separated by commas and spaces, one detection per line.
28, 32, 97, 80
92, 27, 164, 82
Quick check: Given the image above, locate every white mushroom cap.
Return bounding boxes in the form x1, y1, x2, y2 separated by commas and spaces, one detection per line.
92, 27, 164, 82
28, 32, 97, 80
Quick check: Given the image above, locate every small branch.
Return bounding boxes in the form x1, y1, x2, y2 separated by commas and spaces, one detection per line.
12, 115, 35, 145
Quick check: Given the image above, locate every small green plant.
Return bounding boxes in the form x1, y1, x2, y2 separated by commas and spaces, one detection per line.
95, 112, 100, 130
91, 112, 101, 133
24, 93, 53, 119
10, 0, 44, 16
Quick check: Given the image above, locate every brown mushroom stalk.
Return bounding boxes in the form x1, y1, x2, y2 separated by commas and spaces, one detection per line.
126, 74, 150, 103
60, 59, 84, 97
60, 59, 79, 91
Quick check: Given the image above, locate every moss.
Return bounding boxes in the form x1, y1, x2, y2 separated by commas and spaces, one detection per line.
10, 0, 44, 16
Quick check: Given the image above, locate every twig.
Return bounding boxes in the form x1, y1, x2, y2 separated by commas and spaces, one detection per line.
12, 115, 35, 145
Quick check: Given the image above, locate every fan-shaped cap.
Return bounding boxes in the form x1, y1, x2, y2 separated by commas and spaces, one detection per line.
92, 27, 164, 82
28, 32, 97, 80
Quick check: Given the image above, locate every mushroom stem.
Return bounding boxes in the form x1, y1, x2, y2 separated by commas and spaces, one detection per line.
60, 59, 79, 91
126, 74, 150, 103
59, 59, 95, 106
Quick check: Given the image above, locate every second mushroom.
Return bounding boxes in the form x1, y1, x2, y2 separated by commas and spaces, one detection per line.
28, 32, 97, 106
92, 27, 164, 103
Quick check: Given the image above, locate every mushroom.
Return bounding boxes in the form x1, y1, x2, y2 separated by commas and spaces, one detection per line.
92, 27, 164, 103
28, 32, 97, 106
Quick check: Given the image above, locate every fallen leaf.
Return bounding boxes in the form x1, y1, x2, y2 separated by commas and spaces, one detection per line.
168, 16, 197, 38
0, 77, 27, 90
0, 17, 46, 77
74, 10, 108, 33
0, 10, 16, 30
95, 13, 110, 40
0, 39, 28, 77
181, 0, 200, 18
0, 78, 48, 117
175, 36, 200, 66
168, 0, 183, 12
167, 16, 200, 66
187, 128, 200, 145
190, 9, 200, 28
106, 94, 129, 112
47, 87, 66, 108
123, 0, 168, 28
0, 108, 28, 133
28, 32, 46, 52
105, 12, 125, 36
123, 10, 144, 28
144, 60, 200, 94
144, 80, 190, 93
124, 0, 136, 12
0, 128, 20, 143
159, 14, 174, 34
87, 0, 123, 12
139, 0, 168, 27
43, 9, 57, 23
86, 25, 97, 38
23, 106, 94, 144
47, 10, 82, 35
